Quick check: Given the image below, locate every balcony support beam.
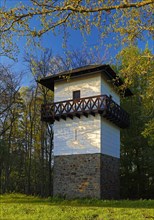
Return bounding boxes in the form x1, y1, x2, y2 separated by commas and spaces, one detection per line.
83, 112, 88, 118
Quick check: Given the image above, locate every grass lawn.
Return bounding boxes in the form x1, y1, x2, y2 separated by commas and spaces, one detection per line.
0, 194, 154, 220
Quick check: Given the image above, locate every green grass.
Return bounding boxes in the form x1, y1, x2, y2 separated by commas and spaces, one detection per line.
0, 194, 154, 220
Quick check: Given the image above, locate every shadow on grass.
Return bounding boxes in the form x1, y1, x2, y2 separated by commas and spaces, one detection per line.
1, 194, 154, 209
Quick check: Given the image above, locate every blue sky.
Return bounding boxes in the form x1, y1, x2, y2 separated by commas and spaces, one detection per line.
1, 0, 153, 86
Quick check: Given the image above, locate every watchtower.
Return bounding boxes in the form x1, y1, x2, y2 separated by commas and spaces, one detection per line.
38, 65, 132, 199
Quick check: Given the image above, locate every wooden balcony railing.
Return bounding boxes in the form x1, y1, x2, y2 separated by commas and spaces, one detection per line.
41, 95, 130, 128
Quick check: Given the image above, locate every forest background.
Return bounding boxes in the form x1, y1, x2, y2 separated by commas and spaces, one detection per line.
0, 0, 153, 199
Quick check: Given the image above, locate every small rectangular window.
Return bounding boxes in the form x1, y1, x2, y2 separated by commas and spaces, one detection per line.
73, 90, 80, 99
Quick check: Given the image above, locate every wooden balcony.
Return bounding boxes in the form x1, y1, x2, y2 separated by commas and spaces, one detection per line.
41, 95, 130, 128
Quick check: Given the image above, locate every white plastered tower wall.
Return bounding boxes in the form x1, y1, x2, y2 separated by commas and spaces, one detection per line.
54, 73, 101, 102
54, 73, 101, 156
101, 75, 120, 158
54, 73, 120, 159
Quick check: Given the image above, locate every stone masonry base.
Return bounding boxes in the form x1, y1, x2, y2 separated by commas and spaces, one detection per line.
53, 153, 119, 199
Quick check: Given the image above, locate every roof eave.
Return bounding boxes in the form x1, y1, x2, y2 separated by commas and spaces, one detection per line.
37, 65, 133, 96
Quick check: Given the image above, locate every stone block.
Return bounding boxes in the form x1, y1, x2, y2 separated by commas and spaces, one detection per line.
53, 153, 120, 199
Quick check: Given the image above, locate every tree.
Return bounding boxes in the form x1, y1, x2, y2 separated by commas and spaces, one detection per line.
1, 0, 153, 58
0, 139, 9, 193
117, 45, 154, 144
0, 64, 21, 136
117, 45, 154, 199
24, 48, 103, 78
0, 84, 54, 196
